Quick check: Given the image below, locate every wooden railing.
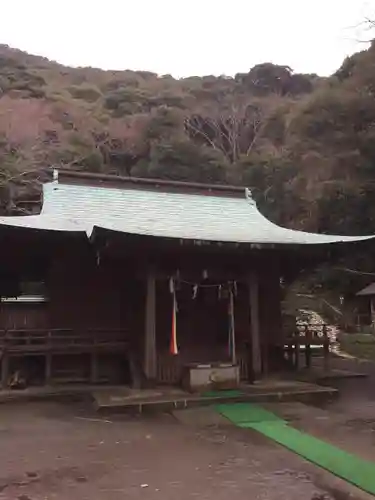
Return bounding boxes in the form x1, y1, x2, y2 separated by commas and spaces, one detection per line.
157, 353, 182, 384
0, 328, 129, 354
284, 324, 330, 370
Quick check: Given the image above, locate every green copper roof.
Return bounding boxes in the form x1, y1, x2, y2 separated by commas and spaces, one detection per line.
0, 179, 373, 246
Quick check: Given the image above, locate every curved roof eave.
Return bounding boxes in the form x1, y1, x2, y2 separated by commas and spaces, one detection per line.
89, 223, 375, 247
0, 215, 91, 236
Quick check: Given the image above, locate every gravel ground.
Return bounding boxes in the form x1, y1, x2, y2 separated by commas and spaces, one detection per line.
0, 399, 366, 500
263, 357, 375, 464
0, 357, 374, 500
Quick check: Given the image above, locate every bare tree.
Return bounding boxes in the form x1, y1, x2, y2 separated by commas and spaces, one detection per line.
184, 97, 281, 163
353, 14, 375, 43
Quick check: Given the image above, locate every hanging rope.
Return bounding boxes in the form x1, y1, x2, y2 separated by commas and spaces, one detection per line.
179, 279, 228, 288
169, 277, 178, 355
178, 278, 238, 291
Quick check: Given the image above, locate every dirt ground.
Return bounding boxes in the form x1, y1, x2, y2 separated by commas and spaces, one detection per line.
0, 358, 374, 500
272, 359, 375, 463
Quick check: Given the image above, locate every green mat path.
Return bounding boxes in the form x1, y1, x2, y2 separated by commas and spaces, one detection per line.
216, 403, 375, 495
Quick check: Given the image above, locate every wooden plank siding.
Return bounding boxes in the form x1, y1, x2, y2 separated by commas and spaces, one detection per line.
0, 302, 49, 330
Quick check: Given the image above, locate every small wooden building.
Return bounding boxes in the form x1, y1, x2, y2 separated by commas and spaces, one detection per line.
356, 283, 375, 328
0, 170, 371, 390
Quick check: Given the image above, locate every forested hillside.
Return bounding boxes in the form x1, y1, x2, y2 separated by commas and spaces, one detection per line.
1, 41, 375, 293
0, 43, 318, 222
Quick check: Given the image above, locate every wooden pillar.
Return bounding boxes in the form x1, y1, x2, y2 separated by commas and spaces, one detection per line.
45, 353, 52, 385
249, 272, 262, 380
323, 325, 330, 372
294, 332, 300, 370
90, 353, 98, 384
371, 297, 375, 332
261, 270, 282, 373
305, 327, 312, 369
144, 272, 157, 382
1, 352, 8, 389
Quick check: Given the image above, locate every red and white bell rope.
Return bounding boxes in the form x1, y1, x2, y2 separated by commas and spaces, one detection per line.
169, 277, 178, 355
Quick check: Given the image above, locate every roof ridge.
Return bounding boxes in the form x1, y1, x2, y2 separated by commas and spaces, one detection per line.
53, 168, 248, 198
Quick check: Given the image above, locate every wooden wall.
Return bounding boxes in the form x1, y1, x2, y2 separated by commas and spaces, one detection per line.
0, 237, 285, 384
0, 303, 48, 330
46, 245, 144, 345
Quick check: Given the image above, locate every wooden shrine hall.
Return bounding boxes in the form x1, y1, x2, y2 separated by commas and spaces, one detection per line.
0, 169, 372, 391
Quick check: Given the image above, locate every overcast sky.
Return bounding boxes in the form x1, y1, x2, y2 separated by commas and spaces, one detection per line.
1, 0, 373, 77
